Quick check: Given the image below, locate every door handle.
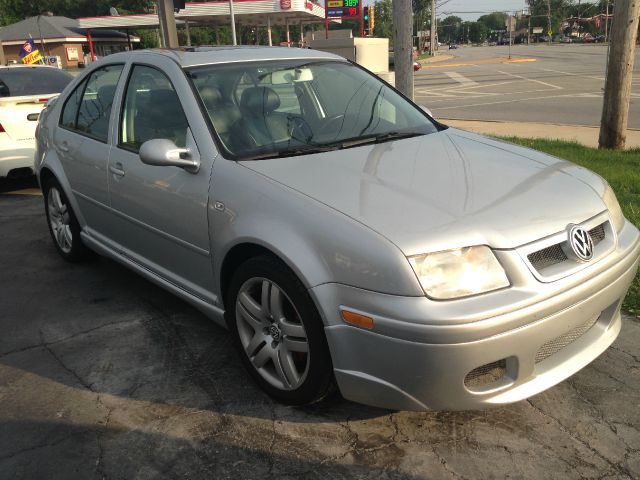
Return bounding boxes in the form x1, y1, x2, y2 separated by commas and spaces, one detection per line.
109, 162, 125, 177
59, 142, 69, 152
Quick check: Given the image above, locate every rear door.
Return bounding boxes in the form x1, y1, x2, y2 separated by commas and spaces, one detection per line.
105, 58, 217, 303
54, 64, 125, 231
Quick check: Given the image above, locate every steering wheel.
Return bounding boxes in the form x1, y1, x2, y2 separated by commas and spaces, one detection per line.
287, 115, 314, 143
314, 114, 346, 139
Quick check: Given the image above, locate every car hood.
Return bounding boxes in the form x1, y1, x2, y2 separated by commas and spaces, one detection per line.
240, 128, 607, 256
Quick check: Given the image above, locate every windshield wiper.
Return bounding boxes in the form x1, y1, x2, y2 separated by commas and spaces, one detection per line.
241, 144, 340, 161
338, 131, 424, 148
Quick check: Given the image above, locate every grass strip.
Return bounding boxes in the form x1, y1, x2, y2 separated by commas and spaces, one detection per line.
500, 137, 640, 316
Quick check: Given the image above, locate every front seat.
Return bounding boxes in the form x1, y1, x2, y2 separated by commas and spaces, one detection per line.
199, 85, 241, 149
232, 86, 289, 150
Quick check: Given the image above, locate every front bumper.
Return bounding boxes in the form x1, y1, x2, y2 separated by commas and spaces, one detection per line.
311, 221, 640, 411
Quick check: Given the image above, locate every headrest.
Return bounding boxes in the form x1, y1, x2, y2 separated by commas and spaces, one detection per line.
240, 86, 280, 115
97, 84, 117, 107
148, 89, 185, 122
199, 86, 223, 109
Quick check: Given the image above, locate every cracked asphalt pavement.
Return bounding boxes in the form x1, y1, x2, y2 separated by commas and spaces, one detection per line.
1, 188, 639, 479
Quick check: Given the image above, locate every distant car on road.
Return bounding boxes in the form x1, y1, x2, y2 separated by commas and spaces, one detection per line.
0, 65, 72, 178
35, 47, 640, 411
448, 43, 459, 50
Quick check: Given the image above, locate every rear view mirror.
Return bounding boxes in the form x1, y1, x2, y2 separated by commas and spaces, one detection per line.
271, 68, 314, 84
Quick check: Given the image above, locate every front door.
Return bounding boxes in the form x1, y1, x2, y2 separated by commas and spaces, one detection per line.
105, 60, 216, 303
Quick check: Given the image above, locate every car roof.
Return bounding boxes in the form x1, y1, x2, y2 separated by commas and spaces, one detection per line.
105, 46, 347, 68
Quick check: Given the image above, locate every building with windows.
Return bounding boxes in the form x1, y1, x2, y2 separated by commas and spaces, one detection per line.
0, 15, 139, 68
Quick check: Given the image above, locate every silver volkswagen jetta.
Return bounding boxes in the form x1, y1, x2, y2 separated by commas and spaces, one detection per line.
34, 47, 640, 411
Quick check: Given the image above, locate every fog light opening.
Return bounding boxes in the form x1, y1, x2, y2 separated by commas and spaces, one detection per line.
464, 359, 507, 392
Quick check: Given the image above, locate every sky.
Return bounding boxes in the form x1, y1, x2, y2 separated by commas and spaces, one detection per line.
437, 0, 527, 20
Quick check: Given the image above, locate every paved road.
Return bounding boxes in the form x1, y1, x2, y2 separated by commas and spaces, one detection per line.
1, 192, 639, 479
416, 44, 640, 128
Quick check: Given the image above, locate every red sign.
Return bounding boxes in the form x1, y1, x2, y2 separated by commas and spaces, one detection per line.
305, 1, 313, 10
280, 0, 291, 9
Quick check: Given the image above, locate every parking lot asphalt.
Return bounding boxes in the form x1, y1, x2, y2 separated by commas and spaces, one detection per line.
1, 186, 640, 479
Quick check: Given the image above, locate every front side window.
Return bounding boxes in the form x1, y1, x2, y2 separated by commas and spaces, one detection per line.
189, 60, 439, 160
120, 65, 189, 151
59, 64, 124, 143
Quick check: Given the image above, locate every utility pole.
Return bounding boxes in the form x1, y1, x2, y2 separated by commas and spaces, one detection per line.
430, 0, 436, 56
393, 0, 413, 99
599, 0, 640, 149
546, 0, 552, 45
157, 0, 179, 48
605, 0, 610, 42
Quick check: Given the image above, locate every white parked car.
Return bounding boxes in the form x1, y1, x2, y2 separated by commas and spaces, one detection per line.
0, 65, 72, 178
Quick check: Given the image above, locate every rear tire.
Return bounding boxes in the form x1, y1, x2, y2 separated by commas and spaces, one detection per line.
43, 177, 94, 262
226, 255, 334, 405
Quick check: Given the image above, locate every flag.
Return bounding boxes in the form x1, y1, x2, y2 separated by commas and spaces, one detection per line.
19, 37, 43, 65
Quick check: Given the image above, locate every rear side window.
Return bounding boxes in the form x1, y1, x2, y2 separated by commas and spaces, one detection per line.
0, 67, 72, 97
60, 80, 86, 129
60, 64, 124, 143
119, 65, 189, 151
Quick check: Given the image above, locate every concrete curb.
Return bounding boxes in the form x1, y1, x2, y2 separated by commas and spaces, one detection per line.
441, 118, 640, 149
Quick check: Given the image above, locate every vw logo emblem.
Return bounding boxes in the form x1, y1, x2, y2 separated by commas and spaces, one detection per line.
269, 324, 281, 341
568, 226, 594, 261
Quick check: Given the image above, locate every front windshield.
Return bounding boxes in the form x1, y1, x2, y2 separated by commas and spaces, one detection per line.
189, 60, 439, 160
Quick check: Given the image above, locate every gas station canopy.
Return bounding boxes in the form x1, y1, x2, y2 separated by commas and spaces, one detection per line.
78, 0, 328, 29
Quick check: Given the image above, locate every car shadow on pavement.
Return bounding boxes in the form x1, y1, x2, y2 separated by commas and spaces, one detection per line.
0, 419, 427, 479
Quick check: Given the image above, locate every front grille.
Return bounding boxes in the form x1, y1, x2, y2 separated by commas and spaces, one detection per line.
528, 243, 567, 271
527, 222, 607, 273
589, 223, 606, 245
464, 359, 506, 389
535, 314, 601, 363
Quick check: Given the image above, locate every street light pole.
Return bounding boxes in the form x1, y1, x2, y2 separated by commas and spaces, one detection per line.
430, 0, 436, 56
229, 0, 237, 45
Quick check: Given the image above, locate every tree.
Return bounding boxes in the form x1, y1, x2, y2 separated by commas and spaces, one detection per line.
373, 0, 393, 43
438, 15, 462, 43
468, 21, 488, 43
477, 12, 508, 31
0, 0, 155, 26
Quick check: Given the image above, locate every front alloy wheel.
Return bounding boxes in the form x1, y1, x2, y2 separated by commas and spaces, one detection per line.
236, 277, 310, 390
227, 255, 333, 405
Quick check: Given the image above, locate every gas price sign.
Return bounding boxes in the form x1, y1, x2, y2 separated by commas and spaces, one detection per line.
326, 0, 359, 18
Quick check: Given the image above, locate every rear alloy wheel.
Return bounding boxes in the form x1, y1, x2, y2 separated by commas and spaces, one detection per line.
227, 256, 333, 404
43, 178, 94, 262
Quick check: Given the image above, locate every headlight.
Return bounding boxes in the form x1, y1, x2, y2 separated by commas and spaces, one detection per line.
408, 246, 510, 300
602, 184, 625, 233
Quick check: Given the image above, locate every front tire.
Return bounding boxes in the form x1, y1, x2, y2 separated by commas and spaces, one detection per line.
226, 255, 334, 405
43, 177, 94, 262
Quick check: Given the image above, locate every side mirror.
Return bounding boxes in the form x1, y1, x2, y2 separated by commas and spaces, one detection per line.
419, 105, 433, 118
139, 138, 200, 173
